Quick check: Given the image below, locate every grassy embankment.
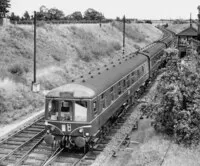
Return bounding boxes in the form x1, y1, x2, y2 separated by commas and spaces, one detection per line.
0, 22, 162, 124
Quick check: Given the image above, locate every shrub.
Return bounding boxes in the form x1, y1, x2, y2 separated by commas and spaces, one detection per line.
74, 46, 92, 62
8, 63, 24, 76
52, 54, 61, 61
153, 49, 200, 146
111, 41, 121, 51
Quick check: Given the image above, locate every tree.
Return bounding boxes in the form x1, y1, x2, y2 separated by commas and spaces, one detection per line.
0, 0, 10, 18
153, 48, 200, 146
116, 17, 121, 21
23, 11, 30, 20
47, 8, 64, 20
36, 5, 49, 20
84, 8, 104, 20
70, 11, 83, 20
9, 12, 20, 21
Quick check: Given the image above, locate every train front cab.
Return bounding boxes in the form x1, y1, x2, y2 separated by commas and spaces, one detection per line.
44, 96, 95, 148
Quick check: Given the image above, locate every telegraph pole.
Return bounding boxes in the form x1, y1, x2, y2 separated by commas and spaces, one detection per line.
123, 15, 126, 55
33, 11, 36, 83
32, 11, 40, 92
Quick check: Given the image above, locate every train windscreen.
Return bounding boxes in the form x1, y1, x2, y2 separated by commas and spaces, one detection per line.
46, 99, 87, 122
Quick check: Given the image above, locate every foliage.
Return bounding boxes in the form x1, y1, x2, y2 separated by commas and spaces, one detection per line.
48, 8, 64, 20
153, 48, 200, 146
84, 8, 104, 20
36, 6, 64, 20
145, 20, 152, 24
9, 12, 20, 21
0, 0, 10, 18
69, 11, 83, 20
116, 17, 121, 21
22, 11, 30, 20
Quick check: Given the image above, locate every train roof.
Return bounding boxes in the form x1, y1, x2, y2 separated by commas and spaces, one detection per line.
46, 53, 147, 99
143, 29, 173, 58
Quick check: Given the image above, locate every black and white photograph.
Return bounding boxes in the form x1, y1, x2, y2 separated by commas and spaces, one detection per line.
0, 0, 200, 165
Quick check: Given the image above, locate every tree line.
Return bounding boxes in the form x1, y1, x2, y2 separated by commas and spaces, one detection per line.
0, 0, 105, 21
9, 6, 105, 22
0, 1, 144, 23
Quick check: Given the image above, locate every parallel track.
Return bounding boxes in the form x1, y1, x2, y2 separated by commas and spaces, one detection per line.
0, 117, 46, 165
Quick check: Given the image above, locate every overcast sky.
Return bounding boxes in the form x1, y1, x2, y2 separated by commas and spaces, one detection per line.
10, 0, 200, 20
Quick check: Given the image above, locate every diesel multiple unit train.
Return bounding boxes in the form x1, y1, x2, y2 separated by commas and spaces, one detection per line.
44, 27, 175, 149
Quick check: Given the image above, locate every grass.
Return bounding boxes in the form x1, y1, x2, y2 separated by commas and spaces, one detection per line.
0, 23, 162, 124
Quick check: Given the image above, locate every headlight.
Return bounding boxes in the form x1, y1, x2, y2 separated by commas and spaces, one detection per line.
79, 128, 83, 133
51, 126, 55, 131
85, 133, 89, 136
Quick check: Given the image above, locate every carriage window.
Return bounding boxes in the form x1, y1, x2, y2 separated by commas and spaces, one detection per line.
123, 79, 126, 87
142, 66, 144, 73
137, 69, 140, 78
127, 75, 130, 87
110, 87, 114, 101
93, 101, 97, 116
110, 87, 113, 92
101, 93, 106, 109
47, 99, 59, 120
118, 82, 121, 95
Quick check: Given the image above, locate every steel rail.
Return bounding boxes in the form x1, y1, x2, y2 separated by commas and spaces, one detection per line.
15, 132, 46, 166
42, 147, 64, 166
0, 116, 44, 145
0, 129, 45, 163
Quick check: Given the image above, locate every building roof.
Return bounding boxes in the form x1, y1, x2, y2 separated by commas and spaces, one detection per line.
177, 26, 198, 37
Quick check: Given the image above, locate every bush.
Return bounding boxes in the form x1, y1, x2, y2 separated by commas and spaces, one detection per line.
111, 41, 121, 51
8, 63, 24, 76
153, 50, 200, 146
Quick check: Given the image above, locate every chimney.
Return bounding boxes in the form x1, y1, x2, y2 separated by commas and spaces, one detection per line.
198, 6, 200, 40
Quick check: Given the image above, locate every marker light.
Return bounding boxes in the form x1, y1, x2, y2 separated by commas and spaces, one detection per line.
48, 101, 52, 112
45, 121, 49, 126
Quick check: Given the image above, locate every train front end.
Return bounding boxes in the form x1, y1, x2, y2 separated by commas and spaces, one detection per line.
44, 83, 95, 149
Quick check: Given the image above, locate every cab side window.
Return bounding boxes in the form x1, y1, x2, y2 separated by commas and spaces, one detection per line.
93, 100, 98, 117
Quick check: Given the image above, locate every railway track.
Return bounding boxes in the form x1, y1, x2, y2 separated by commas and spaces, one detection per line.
0, 117, 45, 165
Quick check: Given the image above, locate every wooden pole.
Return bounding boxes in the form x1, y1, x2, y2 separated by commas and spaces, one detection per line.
33, 11, 36, 83
123, 15, 126, 55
